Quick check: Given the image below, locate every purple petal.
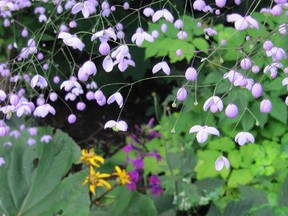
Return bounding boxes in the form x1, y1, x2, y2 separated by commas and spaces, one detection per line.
152, 10, 163, 23
152, 62, 162, 74
103, 55, 113, 72
71, 3, 82, 14
205, 126, 220, 136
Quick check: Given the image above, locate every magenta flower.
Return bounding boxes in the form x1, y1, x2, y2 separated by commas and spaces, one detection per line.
189, 125, 220, 143
58, 32, 85, 51
152, 61, 170, 75
107, 92, 124, 108
215, 156, 230, 171
33, 104, 56, 118
104, 120, 128, 132
152, 9, 174, 23
235, 132, 255, 146
203, 96, 223, 113
260, 99, 272, 113
30, 75, 48, 89
131, 29, 154, 46
227, 13, 259, 30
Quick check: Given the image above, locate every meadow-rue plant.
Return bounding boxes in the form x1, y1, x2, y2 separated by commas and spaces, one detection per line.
1, 0, 288, 213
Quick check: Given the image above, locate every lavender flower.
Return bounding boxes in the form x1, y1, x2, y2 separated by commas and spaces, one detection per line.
104, 120, 128, 132
227, 13, 259, 30
189, 125, 220, 143
40, 135, 52, 143
235, 132, 255, 146
33, 104, 56, 118
215, 156, 230, 171
152, 9, 174, 23
107, 92, 124, 108
203, 96, 223, 113
152, 61, 170, 75
58, 32, 85, 51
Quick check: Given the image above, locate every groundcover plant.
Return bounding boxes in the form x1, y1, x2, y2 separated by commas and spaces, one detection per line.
0, 0, 288, 215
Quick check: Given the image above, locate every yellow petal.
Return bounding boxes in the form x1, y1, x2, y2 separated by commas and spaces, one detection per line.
89, 184, 96, 195
99, 173, 111, 178
99, 179, 112, 189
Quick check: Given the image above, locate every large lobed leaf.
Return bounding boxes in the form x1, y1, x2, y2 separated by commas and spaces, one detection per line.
0, 128, 89, 216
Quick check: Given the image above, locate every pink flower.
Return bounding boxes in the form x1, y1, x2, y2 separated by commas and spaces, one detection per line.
104, 120, 128, 132
107, 92, 124, 108
227, 13, 259, 30
189, 125, 220, 143
215, 156, 230, 171
152, 61, 170, 75
58, 32, 85, 51
203, 96, 223, 113
266, 47, 286, 62
33, 104, 56, 118
152, 9, 174, 23
235, 132, 255, 146
30, 75, 48, 89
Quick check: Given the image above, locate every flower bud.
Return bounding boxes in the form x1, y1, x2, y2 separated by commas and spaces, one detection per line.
185, 67, 197, 81
251, 83, 262, 98
240, 57, 252, 70
260, 99, 272, 113
99, 42, 110, 55
77, 102, 86, 111
225, 103, 238, 118
263, 40, 273, 51
68, 114, 76, 124
252, 65, 260, 73
215, 0, 226, 8
177, 87, 187, 101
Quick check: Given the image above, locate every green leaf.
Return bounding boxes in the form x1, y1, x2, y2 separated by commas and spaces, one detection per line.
270, 98, 287, 125
224, 200, 253, 216
168, 40, 195, 63
279, 175, 288, 207
192, 38, 209, 53
239, 185, 268, 207
0, 128, 88, 216
227, 169, 253, 188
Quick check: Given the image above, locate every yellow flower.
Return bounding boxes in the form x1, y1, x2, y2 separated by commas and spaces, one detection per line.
80, 148, 104, 167
113, 166, 131, 185
82, 166, 111, 195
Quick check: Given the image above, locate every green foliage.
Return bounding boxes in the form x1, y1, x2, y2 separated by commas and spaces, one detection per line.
0, 128, 89, 216
90, 187, 157, 216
